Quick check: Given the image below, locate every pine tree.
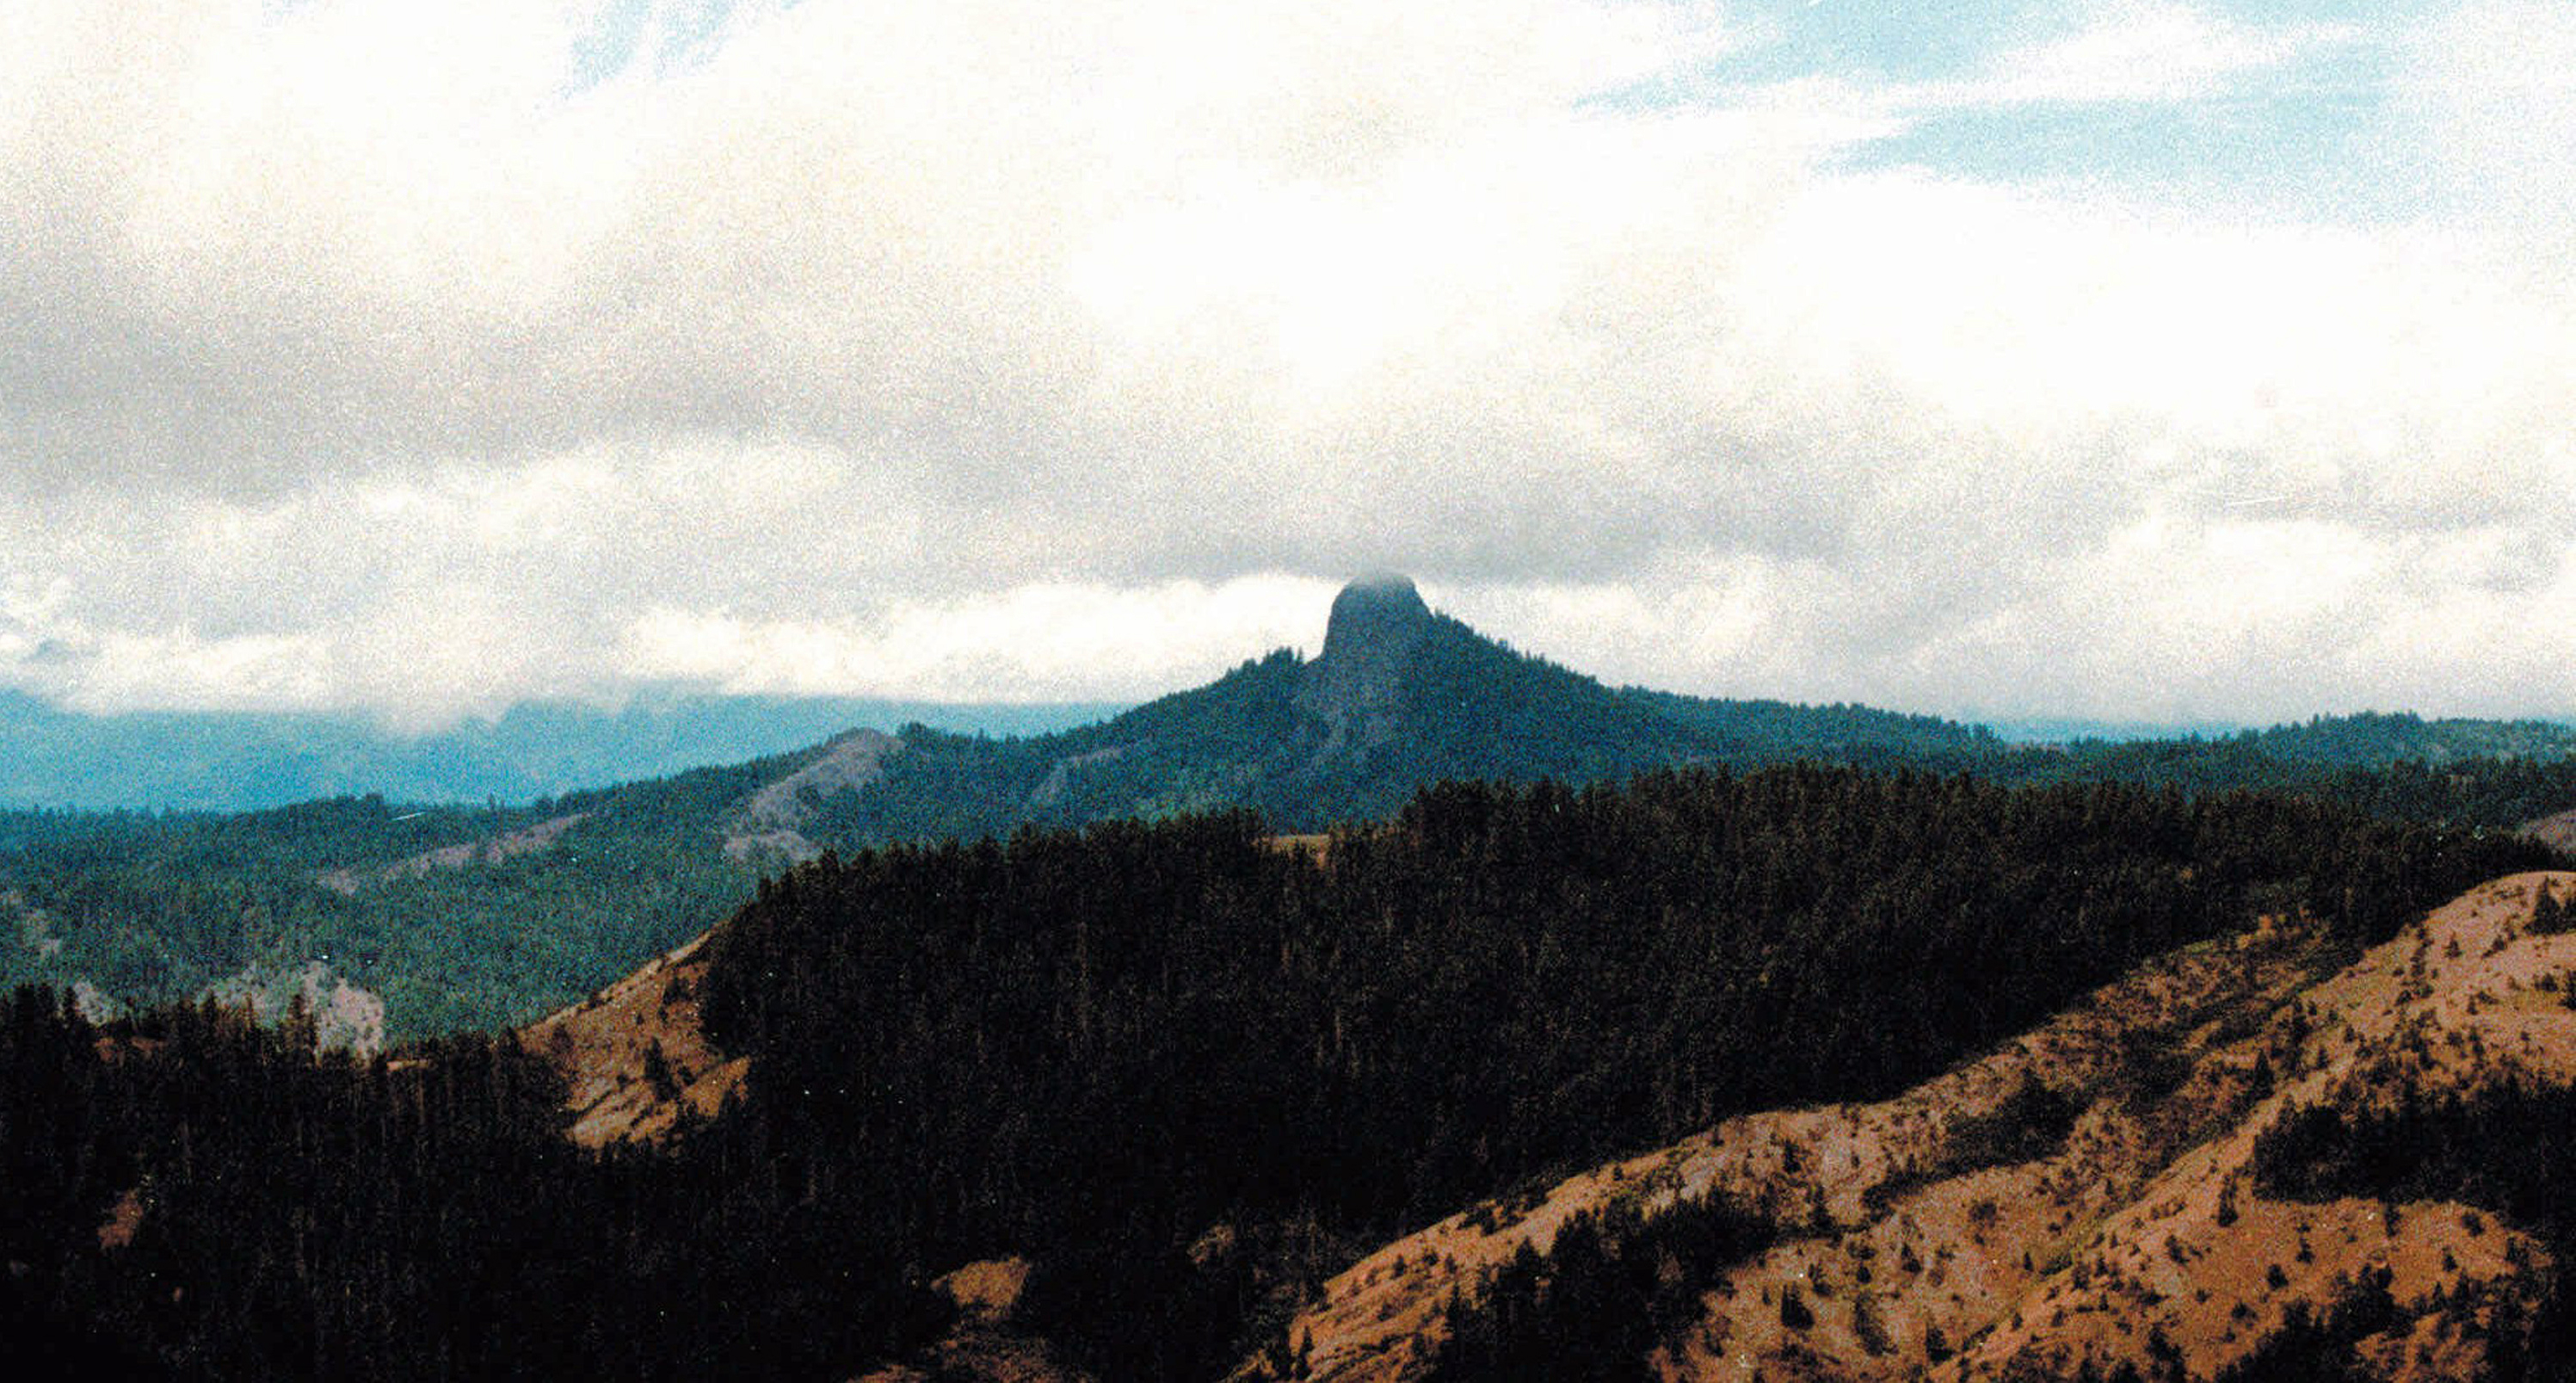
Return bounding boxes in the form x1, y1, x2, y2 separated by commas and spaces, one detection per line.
642, 1039, 680, 1102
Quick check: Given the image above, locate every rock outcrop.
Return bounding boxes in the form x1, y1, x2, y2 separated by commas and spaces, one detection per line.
1295, 573, 1439, 760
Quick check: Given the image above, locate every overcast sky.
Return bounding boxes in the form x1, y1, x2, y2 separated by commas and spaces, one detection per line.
3, 0, 2572, 731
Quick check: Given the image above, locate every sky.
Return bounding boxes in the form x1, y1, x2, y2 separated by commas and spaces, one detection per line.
3, 0, 2573, 732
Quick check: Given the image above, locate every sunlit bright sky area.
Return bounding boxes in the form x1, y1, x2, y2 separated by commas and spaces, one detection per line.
3, 0, 2573, 731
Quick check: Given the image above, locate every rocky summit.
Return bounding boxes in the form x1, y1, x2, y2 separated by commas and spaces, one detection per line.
1295, 573, 1439, 757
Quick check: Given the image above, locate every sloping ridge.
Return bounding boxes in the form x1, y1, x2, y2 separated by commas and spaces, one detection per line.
724, 727, 899, 860
314, 811, 592, 894
522, 930, 742, 1147
1244, 872, 2576, 1383
982, 574, 1947, 830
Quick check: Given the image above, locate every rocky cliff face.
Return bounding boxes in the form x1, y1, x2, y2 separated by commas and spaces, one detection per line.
1294, 574, 1438, 760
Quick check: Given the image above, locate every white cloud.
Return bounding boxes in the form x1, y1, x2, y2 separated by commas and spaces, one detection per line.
0, 0, 2567, 729
623, 576, 1336, 703
1935, 2, 2340, 108
2394, 0, 2576, 273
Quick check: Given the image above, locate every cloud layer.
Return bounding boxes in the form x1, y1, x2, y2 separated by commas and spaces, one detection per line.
1, 0, 2572, 729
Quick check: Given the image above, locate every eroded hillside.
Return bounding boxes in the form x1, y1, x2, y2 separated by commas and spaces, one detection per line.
1247, 873, 2576, 1383
522, 929, 740, 1146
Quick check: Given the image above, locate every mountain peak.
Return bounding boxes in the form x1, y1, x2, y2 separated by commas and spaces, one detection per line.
1320, 573, 1432, 664
1298, 575, 1439, 757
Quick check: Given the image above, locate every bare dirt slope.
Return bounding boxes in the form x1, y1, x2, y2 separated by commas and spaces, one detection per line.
316, 811, 592, 894
518, 734, 905, 1138
2520, 806, 2576, 855
1242, 872, 2576, 1383
852, 1258, 1097, 1383
726, 728, 898, 861
521, 929, 742, 1147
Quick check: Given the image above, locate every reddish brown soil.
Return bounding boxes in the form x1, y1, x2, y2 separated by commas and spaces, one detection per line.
1233, 873, 2576, 1383
521, 930, 743, 1147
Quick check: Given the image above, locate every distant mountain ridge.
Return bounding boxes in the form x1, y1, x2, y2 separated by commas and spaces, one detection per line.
1997, 710, 2576, 763
9, 575, 2576, 1040
798, 575, 2000, 844
792, 580, 2576, 849
0, 688, 1119, 812
2236, 709, 2576, 765
7, 580, 2567, 819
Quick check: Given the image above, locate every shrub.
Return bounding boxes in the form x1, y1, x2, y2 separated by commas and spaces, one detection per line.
1780, 1285, 1814, 1331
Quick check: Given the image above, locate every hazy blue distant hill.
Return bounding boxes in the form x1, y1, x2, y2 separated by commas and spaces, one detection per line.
2234, 709, 2576, 766
0, 688, 1119, 812
1986, 716, 2251, 744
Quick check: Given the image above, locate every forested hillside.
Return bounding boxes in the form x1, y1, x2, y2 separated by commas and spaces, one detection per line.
1, 769, 2550, 1380
0, 990, 953, 1380
697, 769, 2548, 1380
0, 750, 797, 1034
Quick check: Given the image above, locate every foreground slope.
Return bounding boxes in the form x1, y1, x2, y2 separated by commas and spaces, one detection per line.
521, 931, 738, 1146
1253, 873, 2576, 1383
649, 772, 2548, 1380
3, 766, 2561, 1381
